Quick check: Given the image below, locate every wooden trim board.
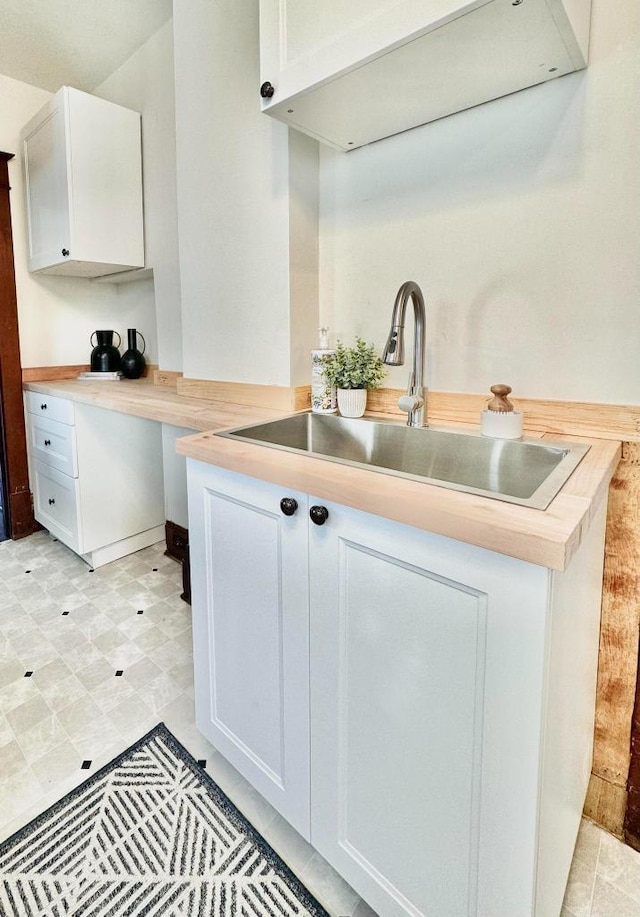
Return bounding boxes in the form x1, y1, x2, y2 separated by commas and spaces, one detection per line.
593, 445, 640, 784
177, 377, 310, 412
23, 363, 158, 383
367, 389, 640, 442
582, 443, 640, 839
22, 365, 90, 382
21, 376, 639, 441
584, 773, 628, 838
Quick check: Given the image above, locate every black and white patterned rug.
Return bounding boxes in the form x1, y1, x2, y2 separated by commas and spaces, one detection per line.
0, 723, 328, 916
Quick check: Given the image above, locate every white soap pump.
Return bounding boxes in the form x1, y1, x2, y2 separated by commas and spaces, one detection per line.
480, 384, 523, 439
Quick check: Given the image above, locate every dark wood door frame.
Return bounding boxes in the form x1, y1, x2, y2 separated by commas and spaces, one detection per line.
0, 152, 35, 539
624, 634, 640, 850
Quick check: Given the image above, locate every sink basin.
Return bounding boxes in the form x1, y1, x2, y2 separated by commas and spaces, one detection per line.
218, 412, 590, 510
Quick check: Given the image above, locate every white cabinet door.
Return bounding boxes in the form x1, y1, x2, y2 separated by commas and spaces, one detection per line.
21, 86, 144, 276
309, 498, 550, 917
259, 0, 476, 101
259, 0, 592, 150
187, 461, 311, 840
22, 95, 71, 270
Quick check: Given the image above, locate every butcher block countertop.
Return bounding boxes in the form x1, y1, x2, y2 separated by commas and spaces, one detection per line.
24, 379, 621, 571
23, 378, 283, 431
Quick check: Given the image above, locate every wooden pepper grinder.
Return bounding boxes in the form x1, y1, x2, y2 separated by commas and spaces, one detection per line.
481, 383, 523, 439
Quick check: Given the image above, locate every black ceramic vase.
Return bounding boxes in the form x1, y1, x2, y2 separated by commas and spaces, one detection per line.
120, 328, 146, 379
90, 330, 121, 372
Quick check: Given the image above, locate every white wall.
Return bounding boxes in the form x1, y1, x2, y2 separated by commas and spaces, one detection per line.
0, 73, 157, 369
94, 20, 186, 526
173, 0, 318, 387
161, 424, 193, 529
319, 0, 640, 405
95, 19, 182, 373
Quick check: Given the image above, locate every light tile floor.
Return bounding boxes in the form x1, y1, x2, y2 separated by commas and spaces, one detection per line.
0, 532, 639, 917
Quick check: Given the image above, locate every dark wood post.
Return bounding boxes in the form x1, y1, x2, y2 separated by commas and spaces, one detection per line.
624, 633, 640, 851
0, 152, 35, 538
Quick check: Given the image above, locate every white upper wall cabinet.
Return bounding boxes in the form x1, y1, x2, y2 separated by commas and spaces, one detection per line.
259, 0, 592, 151
21, 86, 144, 277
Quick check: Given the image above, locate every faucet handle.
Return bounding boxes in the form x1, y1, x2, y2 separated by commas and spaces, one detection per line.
398, 393, 424, 413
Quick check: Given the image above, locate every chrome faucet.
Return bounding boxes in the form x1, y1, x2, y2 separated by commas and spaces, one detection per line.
382, 281, 427, 427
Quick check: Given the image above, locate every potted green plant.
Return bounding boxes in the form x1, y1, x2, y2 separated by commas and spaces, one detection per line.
321, 337, 387, 417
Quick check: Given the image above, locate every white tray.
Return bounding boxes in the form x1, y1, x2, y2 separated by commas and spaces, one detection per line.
77, 371, 123, 381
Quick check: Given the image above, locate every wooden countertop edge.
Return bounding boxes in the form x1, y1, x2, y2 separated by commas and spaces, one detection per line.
176, 430, 621, 571
23, 379, 622, 569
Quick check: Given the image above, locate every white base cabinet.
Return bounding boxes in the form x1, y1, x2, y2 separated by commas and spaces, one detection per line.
187, 459, 608, 917
26, 391, 165, 567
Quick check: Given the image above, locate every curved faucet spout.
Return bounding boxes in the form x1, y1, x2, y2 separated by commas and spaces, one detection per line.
382, 281, 427, 427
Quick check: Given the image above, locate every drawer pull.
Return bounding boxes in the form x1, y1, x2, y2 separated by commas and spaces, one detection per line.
40, 403, 47, 410
48, 498, 55, 505
44, 439, 51, 446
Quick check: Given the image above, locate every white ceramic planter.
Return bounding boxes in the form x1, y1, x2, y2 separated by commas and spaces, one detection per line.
337, 388, 367, 418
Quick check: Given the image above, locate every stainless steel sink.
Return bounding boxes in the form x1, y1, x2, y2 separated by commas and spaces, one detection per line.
218, 412, 590, 510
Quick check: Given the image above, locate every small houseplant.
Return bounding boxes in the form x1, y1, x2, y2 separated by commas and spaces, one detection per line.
321, 337, 387, 417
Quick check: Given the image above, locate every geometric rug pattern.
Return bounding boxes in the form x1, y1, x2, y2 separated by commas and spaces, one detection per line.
0, 723, 329, 916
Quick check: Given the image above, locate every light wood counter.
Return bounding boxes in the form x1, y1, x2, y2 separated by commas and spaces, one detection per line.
23, 378, 621, 572
176, 425, 620, 572
23, 379, 283, 431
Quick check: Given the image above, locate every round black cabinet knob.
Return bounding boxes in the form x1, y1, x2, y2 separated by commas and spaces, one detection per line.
309, 505, 329, 526
48, 498, 55, 505
61, 248, 70, 257
260, 81, 275, 99
280, 497, 298, 516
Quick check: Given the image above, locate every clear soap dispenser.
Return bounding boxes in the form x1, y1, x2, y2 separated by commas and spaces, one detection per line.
311, 327, 337, 414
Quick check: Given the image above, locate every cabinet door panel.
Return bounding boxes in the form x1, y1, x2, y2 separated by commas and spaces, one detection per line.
339, 542, 486, 915
67, 88, 144, 268
23, 102, 70, 271
209, 492, 289, 776
32, 460, 80, 552
187, 462, 311, 839
260, 0, 490, 101
310, 499, 549, 917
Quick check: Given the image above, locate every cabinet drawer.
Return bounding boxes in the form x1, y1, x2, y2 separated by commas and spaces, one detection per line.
28, 414, 78, 477
25, 391, 75, 425
32, 460, 80, 552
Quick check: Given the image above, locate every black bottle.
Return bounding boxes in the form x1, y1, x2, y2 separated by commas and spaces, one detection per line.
120, 329, 146, 379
